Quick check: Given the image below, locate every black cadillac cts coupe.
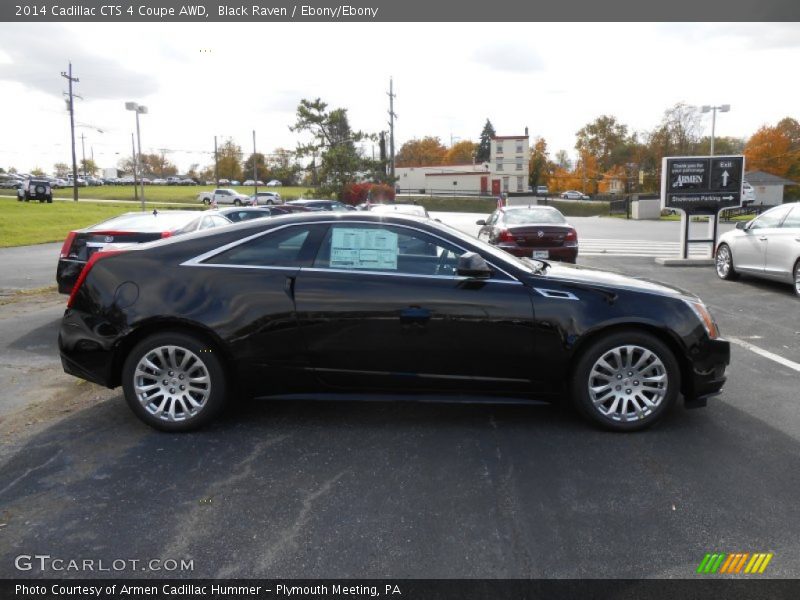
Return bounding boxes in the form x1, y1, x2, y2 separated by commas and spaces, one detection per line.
59, 212, 730, 432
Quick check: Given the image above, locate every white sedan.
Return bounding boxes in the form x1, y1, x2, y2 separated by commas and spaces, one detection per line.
715, 202, 800, 297
560, 190, 590, 200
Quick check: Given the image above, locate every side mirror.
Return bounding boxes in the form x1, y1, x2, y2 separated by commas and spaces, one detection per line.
735, 220, 748, 230
457, 252, 491, 278
475, 219, 486, 226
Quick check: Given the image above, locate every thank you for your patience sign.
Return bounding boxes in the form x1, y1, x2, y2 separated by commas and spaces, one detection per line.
661, 155, 745, 215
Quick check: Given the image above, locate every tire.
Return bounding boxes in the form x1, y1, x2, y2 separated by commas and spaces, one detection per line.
233, 199, 242, 206
715, 243, 739, 281
794, 260, 800, 299
203, 198, 210, 205
267, 200, 274, 205
571, 330, 680, 432
46, 196, 53, 203
122, 332, 228, 432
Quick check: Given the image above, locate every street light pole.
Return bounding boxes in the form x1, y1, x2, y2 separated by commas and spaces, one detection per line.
126, 102, 148, 210
701, 104, 730, 156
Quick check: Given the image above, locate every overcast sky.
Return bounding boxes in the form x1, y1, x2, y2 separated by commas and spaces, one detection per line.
1, 22, 798, 174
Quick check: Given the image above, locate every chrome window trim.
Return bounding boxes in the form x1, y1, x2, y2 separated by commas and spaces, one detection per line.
181, 219, 521, 282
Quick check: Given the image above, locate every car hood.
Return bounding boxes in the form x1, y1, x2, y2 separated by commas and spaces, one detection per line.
538, 262, 699, 300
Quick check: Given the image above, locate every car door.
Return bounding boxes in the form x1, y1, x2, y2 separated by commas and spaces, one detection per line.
292, 222, 536, 394
214, 190, 231, 204
735, 206, 792, 273
764, 205, 800, 282
190, 223, 328, 396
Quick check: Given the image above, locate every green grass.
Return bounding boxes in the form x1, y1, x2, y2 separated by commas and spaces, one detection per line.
542, 199, 610, 217
51, 185, 317, 203
0, 197, 204, 247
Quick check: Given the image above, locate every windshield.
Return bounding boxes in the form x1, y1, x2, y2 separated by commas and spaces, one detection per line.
503, 208, 566, 224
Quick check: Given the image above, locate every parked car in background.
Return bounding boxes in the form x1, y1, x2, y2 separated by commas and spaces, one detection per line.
152, 178, 167, 185
230, 180, 241, 186
368, 203, 431, 219
249, 191, 282, 205
536, 185, 549, 196
286, 199, 355, 212
59, 212, 729, 432
266, 179, 282, 187
476, 205, 578, 263
742, 181, 756, 205
197, 188, 251, 206
242, 180, 265, 186
17, 178, 53, 203
56, 210, 231, 294
715, 202, 800, 297
560, 190, 590, 200
216, 206, 293, 223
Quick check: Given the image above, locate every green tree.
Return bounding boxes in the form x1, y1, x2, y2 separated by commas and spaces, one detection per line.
291, 98, 372, 198
80, 159, 99, 176
266, 148, 301, 185
243, 152, 269, 181
216, 139, 243, 181
554, 150, 571, 170
476, 119, 496, 163
575, 115, 630, 173
139, 152, 178, 178
53, 162, 70, 178
528, 138, 550, 188
30, 167, 46, 177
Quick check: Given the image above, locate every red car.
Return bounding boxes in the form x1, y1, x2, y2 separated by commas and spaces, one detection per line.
476, 205, 578, 263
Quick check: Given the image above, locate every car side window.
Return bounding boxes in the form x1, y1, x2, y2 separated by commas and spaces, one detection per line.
780, 206, 800, 228
751, 205, 792, 229
205, 225, 324, 267
312, 224, 462, 277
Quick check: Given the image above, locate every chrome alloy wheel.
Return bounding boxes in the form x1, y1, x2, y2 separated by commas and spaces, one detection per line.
716, 245, 732, 278
133, 345, 211, 422
587, 345, 668, 422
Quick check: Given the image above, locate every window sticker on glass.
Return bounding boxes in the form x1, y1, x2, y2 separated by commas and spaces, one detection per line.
330, 228, 399, 270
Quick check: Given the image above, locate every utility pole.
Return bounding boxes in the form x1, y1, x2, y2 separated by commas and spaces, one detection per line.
80, 133, 86, 177
387, 77, 397, 180
253, 130, 258, 196
61, 61, 79, 201
214, 135, 219, 185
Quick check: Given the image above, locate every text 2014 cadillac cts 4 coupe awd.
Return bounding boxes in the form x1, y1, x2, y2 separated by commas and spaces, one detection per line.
59, 212, 730, 432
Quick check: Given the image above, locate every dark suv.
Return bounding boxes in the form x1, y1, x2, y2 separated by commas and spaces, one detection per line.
17, 179, 53, 203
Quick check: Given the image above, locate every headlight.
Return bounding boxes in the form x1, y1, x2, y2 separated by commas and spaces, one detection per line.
685, 300, 720, 339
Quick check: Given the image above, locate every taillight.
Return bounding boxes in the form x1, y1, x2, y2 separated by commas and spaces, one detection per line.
161, 231, 172, 238
565, 229, 578, 247
498, 229, 515, 243
60, 232, 77, 259
66, 250, 124, 308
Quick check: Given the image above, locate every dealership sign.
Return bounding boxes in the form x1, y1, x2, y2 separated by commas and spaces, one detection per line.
661, 155, 745, 215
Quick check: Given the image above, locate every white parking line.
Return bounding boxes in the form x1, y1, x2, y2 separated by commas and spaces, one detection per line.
728, 337, 800, 373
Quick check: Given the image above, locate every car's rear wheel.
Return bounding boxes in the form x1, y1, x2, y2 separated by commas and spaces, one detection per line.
715, 243, 739, 281
571, 331, 680, 431
794, 260, 800, 298
234, 199, 242, 206
122, 332, 227, 432
203, 198, 210, 205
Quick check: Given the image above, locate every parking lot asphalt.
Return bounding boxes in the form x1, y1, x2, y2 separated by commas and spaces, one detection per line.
0, 253, 798, 579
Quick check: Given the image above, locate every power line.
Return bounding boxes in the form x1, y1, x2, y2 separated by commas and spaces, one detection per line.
60, 61, 79, 201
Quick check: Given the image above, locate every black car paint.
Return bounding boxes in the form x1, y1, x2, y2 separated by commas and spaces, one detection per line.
59, 213, 729, 407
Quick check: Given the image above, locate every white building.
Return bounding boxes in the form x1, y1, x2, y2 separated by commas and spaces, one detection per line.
745, 170, 797, 206
395, 133, 530, 196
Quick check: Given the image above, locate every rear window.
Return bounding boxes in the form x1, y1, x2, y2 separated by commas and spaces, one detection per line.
88, 212, 198, 232
504, 208, 566, 224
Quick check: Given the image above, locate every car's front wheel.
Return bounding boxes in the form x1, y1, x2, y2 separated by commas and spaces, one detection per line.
234, 199, 241, 206
571, 331, 680, 431
202, 198, 210, 205
715, 243, 739, 280
122, 332, 227, 432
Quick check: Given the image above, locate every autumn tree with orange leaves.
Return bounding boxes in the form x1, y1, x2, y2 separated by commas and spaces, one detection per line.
745, 118, 800, 182
442, 140, 478, 165
395, 137, 448, 167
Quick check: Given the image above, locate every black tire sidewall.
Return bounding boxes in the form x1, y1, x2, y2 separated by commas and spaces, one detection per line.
794, 260, 800, 298
571, 330, 680, 432
121, 331, 227, 432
